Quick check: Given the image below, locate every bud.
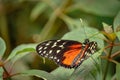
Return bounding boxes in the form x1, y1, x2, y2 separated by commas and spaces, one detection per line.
102, 22, 116, 41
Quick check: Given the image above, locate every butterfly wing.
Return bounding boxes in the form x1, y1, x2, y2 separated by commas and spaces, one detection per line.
36, 40, 83, 68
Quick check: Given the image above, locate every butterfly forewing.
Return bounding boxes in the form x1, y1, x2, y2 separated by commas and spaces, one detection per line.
36, 40, 83, 68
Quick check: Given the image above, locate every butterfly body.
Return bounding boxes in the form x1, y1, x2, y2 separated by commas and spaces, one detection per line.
36, 39, 97, 68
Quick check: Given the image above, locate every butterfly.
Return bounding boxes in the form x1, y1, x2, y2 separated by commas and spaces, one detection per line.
36, 39, 97, 68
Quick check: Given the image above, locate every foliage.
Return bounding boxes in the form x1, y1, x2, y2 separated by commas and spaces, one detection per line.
0, 0, 120, 80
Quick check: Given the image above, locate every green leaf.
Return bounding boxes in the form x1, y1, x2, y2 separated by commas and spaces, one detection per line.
67, 0, 120, 17
116, 31, 120, 41
102, 22, 113, 33
20, 69, 60, 80
62, 26, 105, 49
30, 2, 48, 21
0, 67, 3, 80
70, 49, 103, 80
116, 63, 120, 80
0, 37, 6, 58
113, 11, 120, 32
114, 11, 120, 40
51, 67, 74, 80
6, 44, 37, 63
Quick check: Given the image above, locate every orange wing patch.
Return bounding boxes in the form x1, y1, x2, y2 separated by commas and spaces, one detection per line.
62, 44, 82, 66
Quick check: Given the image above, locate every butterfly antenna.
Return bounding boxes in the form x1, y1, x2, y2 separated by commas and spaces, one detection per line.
80, 18, 88, 39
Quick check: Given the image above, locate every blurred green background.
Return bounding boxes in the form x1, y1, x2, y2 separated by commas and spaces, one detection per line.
0, 0, 120, 80
1, 0, 120, 55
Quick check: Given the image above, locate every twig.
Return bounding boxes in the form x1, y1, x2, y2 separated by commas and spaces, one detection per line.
111, 50, 120, 58
103, 41, 114, 80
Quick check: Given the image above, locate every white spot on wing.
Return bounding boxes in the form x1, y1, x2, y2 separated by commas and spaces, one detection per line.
59, 45, 64, 48
46, 43, 50, 46
51, 42, 58, 48
46, 41, 51, 46
57, 40, 61, 42
54, 56, 57, 59
62, 42, 66, 45
51, 44, 56, 48
44, 47, 47, 49
54, 42, 57, 45
86, 53, 91, 56
50, 56, 53, 59
41, 53, 43, 56
43, 51, 46, 54
49, 50, 52, 54
38, 47, 43, 50
46, 53, 49, 56
85, 52, 88, 55
56, 50, 60, 53
57, 59, 60, 62
39, 50, 42, 53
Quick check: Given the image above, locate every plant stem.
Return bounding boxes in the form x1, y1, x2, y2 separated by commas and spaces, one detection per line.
2, 66, 12, 80
111, 50, 120, 58
0, 0, 11, 56
103, 42, 114, 80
